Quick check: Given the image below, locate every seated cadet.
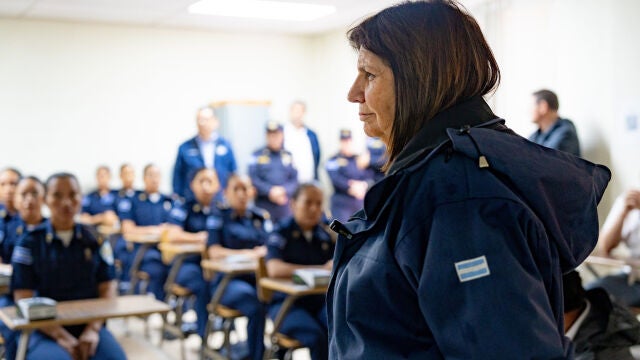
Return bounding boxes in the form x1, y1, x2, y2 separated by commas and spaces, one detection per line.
564, 270, 640, 359
589, 189, 640, 306
0, 176, 47, 360
118, 163, 173, 300
0, 167, 22, 226
11, 172, 126, 360
265, 183, 334, 360
248, 121, 298, 224
165, 168, 222, 339
112, 163, 141, 286
79, 166, 118, 227
207, 174, 270, 360
325, 129, 373, 222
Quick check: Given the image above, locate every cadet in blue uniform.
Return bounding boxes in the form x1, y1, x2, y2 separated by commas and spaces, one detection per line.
79, 166, 118, 227
325, 129, 373, 222
207, 174, 270, 360
365, 137, 386, 182
265, 183, 334, 360
166, 168, 221, 339
173, 106, 237, 200
0, 167, 21, 225
248, 121, 298, 223
118, 164, 173, 300
328, 3, 610, 359
11, 172, 126, 360
112, 163, 141, 285
0, 176, 46, 360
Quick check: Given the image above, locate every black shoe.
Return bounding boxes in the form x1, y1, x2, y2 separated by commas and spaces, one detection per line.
181, 321, 198, 336
162, 329, 179, 341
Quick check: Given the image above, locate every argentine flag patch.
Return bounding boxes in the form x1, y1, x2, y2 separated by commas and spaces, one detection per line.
455, 255, 490, 283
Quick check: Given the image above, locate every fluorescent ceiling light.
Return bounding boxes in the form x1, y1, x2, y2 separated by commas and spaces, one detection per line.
188, 0, 336, 22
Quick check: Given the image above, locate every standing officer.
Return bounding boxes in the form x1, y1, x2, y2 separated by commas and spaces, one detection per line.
0, 176, 46, 360
283, 101, 321, 182
79, 166, 118, 227
248, 121, 298, 224
207, 174, 270, 360
118, 163, 173, 300
326, 130, 373, 223
11, 172, 126, 360
265, 183, 334, 360
173, 106, 237, 201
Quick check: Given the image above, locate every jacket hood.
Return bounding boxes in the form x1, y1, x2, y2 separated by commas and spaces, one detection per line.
446, 123, 610, 271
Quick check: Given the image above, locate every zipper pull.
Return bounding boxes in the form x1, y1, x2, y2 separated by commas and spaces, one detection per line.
329, 220, 353, 240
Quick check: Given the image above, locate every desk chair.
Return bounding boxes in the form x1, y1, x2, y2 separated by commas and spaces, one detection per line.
200, 258, 257, 360
159, 243, 202, 360
256, 257, 304, 360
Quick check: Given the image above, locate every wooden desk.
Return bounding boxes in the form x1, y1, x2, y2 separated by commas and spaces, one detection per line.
124, 233, 162, 295
160, 242, 205, 294
0, 295, 170, 360
259, 278, 327, 359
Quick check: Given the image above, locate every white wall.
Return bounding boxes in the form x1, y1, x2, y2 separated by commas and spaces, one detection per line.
3, 0, 640, 220
0, 19, 316, 192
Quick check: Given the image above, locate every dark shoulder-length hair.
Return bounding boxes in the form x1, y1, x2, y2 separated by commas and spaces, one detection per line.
348, 0, 500, 171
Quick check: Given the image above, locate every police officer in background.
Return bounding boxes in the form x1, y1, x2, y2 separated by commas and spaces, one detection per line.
173, 106, 238, 201
116, 163, 140, 201
248, 121, 298, 224
0, 167, 21, 223
326, 129, 373, 223
364, 137, 386, 182
79, 166, 118, 227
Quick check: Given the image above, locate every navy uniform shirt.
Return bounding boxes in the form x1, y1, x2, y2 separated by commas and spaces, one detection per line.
266, 217, 334, 266
326, 153, 373, 197
118, 192, 173, 226
168, 199, 223, 263
172, 136, 238, 200
81, 190, 118, 216
114, 188, 142, 218
11, 220, 115, 337
528, 117, 581, 157
248, 147, 298, 223
0, 216, 46, 264
209, 206, 271, 250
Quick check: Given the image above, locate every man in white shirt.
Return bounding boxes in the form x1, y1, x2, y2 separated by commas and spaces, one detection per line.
283, 101, 321, 183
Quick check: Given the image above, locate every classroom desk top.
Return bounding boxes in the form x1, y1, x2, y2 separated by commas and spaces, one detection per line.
159, 242, 205, 255
201, 258, 257, 274
0, 295, 170, 331
584, 255, 640, 268
0, 263, 12, 277
123, 232, 162, 244
258, 277, 328, 296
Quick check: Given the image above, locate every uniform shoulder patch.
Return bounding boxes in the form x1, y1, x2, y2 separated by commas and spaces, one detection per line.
12, 246, 33, 265
454, 255, 490, 283
118, 199, 132, 213
206, 216, 223, 230
267, 233, 286, 249
99, 241, 114, 266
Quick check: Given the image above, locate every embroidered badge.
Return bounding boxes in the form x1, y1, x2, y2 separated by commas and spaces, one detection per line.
454, 255, 490, 283
100, 242, 114, 265
216, 145, 228, 156
12, 246, 33, 265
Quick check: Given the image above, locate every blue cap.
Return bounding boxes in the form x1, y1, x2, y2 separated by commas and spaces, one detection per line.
340, 129, 352, 140
266, 121, 284, 132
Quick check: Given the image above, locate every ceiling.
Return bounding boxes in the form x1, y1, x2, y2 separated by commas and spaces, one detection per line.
0, 0, 406, 35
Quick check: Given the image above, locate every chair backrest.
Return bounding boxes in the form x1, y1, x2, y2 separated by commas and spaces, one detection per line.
255, 256, 274, 303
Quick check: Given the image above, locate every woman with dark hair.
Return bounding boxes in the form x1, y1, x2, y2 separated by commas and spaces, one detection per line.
328, 1, 610, 358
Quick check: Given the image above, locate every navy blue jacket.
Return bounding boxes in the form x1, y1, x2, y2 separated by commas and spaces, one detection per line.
172, 136, 238, 199
366, 137, 386, 182
307, 128, 321, 180
248, 147, 298, 223
529, 118, 581, 157
328, 97, 610, 359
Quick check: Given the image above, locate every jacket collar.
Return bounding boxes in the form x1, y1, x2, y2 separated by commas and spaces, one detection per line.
388, 96, 497, 175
